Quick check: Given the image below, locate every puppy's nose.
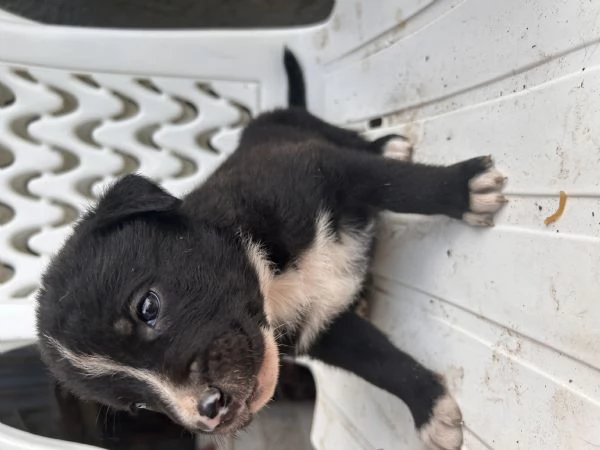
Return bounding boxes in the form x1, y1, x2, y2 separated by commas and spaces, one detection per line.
198, 387, 225, 419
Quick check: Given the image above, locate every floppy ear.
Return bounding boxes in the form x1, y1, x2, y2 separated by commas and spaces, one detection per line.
91, 174, 181, 229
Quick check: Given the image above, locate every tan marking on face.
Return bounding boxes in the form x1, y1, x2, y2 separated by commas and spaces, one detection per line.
248, 328, 280, 413
114, 319, 133, 335
246, 212, 373, 350
43, 336, 221, 431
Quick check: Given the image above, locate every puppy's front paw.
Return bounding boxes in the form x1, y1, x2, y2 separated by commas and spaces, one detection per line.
418, 394, 463, 450
382, 136, 414, 162
460, 156, 507, 227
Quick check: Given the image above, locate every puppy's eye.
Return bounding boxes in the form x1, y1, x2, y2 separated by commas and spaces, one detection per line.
136, 291, 160, 327
131, 402, 148, 411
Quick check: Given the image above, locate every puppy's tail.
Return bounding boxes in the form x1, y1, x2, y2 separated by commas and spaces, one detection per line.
284, 48, 307, 108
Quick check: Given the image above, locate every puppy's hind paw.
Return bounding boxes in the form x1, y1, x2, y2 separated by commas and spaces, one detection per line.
418, 394, 464, 450
383, 136, 414, 162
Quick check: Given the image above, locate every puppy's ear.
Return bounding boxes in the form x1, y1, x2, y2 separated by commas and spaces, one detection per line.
91, 174, 181, 228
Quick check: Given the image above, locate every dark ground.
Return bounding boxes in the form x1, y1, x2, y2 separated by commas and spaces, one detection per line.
0, 0, 333, 28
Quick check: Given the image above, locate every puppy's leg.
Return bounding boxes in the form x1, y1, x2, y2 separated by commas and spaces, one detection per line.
308, 312, 462, 450
327, 150, 506, 225
248, 108, 387, 154
248, 108, 415, 161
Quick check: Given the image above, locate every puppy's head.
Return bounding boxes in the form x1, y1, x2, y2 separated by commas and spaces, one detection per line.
36, 175, 279, 434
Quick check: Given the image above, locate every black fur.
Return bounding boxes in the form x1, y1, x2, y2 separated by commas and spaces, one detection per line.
284, 48, 306, 108
90, 174, 182, 229
309, 311, 445, 429
35, 52, 501, 444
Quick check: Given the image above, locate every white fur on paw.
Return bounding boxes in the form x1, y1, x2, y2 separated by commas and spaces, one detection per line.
463, 165, 507, 227
469, 168, 506, 192
383, 137, 413, 161
419, 394, 463, 450
470, 193, 507, 213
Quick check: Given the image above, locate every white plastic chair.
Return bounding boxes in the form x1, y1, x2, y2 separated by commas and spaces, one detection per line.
2, 0, 600, 449
0, 4, 338, 449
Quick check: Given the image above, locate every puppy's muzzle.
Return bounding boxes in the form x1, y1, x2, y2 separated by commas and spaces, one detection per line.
172, 329, 279, 433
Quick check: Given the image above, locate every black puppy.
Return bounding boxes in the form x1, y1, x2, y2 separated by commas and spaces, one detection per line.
36, 54, 506, 449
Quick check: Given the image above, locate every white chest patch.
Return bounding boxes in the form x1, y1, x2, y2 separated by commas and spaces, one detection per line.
246, 213, 374, 350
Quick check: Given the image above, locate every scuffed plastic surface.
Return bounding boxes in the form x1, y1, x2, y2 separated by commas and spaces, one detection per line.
307, 0, 600, 449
